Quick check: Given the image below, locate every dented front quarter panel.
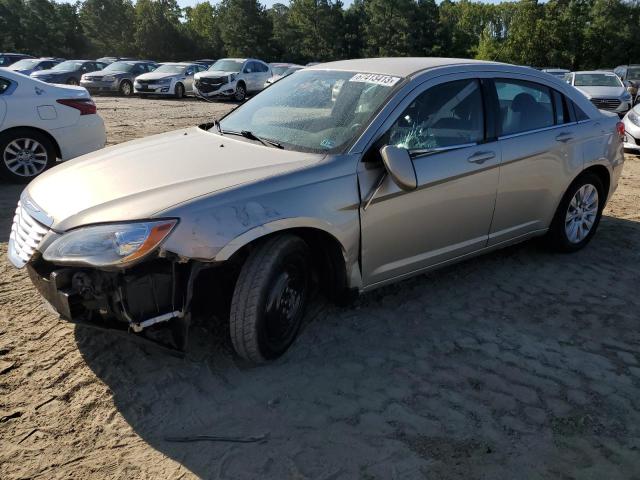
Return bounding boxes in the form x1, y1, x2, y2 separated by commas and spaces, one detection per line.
157, 153, 363, 288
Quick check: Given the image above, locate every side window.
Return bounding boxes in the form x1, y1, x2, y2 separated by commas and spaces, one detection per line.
495, 80, 554, 136
258, 62, 269, 73
185, 68, 194, 76
552, 90, 571, 125
386, 79, 484, 151
244, 62, 254, 73
0, 77, 11, 94
572, 101, 590, 121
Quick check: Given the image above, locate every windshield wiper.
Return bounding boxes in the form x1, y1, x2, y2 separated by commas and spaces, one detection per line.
221, 129, 284, 149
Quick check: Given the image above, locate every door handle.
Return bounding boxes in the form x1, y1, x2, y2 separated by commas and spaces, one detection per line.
555, 132, 574, 143
467, 151, 496, 164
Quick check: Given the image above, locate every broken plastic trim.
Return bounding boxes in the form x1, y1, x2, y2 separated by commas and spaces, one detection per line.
130, 310, 184, 333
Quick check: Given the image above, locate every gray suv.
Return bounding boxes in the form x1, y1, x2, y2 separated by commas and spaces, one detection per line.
8, 58, 625, 364
30, 60, 106, 85
80, 60, 158, 96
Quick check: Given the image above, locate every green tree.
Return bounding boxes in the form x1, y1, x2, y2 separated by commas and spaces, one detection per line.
217, 0, 272, 58
269, 3, 298, 61
184, 1, 223, 59
288, 0, 345, 62
134, 0, 187, 60
363, 0, 417, 57
80, 0, 136, 57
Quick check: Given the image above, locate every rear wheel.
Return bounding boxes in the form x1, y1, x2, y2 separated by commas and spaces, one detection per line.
119, 80, 133, 96
0, 129, 56, 183
230, 235, 311, 364
546, 172, 605, 252
174, 83, 185, 99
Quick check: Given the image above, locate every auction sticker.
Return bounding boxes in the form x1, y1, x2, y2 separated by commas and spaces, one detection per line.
349, 73, 401, 87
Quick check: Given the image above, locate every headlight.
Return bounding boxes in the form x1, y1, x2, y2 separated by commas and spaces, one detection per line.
622, 92, 632, 101
157, 78, 171, 85
628, 109, 640, 127
43, 220, 177, 267
103, 75, 116, 82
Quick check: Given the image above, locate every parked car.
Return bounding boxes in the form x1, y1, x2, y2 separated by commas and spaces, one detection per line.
8, 58, 624, 364
31, 60, 107, 86
134, 62, 207, 98
622, 104, 640, 151
192, 59, 217, 68
614, 65, 640, 104
80, 60, 158, 96
96, 57, 137, 65
194, 58, 271, 101
0, 53, 34, 68
542, 68, 570, 78
264, 63, 303, 87
7, 58, 64, 76
0, 69, 105, 182
565, 71, 632, 117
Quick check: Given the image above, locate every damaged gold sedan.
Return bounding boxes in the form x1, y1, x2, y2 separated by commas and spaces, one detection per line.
9, 58, 625, 363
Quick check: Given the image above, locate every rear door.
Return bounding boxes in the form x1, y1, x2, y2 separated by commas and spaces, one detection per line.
184, 65, 196, 92
489, 78, 581, 245
358, 76, 501, 287
0, 77, 9, 128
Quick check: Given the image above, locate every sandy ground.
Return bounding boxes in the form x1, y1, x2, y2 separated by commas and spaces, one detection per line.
1, 96, 640, 479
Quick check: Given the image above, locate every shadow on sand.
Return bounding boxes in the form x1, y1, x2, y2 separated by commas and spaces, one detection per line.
74, 214, 640, 478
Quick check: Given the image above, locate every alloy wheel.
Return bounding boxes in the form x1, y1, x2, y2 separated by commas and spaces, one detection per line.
565, 183, 599, 244
3, 138, 48, 178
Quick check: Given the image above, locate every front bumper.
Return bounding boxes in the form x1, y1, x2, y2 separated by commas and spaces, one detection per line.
623, 121, 640, 151
193, 79, 237, 98
26, 256, 194, 352
134, 81, 173, 95
80, 79, 119, 93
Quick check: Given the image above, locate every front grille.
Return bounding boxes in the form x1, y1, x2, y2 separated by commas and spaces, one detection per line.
590, 98, 621, 110
8, 202, 49, 268
137, 79, 151, 85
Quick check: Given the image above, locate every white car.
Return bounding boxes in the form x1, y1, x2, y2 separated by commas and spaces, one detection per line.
0, 69, 106, 182
193, 58, 271, 101
133, 62, 208, 98
264, 63, 303, 87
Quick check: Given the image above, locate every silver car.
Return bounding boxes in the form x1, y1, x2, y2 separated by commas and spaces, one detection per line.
134, 62, 207, 98
565, 71, 633, 117
8, 58, 625, 364
80, 61, 158, 96
622, 104, 640, 151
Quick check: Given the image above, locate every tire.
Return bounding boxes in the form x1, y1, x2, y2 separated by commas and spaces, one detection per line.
546, 172, 605, 252
66, 77, 79, 86
119, 80, 133, 96
230, 235, 311, 364
0, 129, 56, 183
174, 83, 185, 99
234, 83, 246, 102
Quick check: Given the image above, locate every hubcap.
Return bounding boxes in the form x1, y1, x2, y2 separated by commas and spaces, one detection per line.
565, 184, 599, 243
3, 138, 48, 177
236, 87, 245, 101
264, 257, 307, 352
122, 83, 131, 95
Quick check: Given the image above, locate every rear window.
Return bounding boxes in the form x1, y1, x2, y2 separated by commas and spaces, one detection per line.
495, 80, 554, 136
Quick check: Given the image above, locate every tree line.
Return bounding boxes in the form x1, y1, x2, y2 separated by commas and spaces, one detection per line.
1, 0, 639, 69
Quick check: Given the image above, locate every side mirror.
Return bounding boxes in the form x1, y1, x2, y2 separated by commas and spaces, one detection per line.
380, 145, 417, 191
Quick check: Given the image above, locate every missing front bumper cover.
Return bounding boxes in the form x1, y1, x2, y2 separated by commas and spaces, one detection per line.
26, 258, 202, 353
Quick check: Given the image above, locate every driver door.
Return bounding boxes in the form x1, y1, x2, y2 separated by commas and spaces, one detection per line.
358, 77, 501, 287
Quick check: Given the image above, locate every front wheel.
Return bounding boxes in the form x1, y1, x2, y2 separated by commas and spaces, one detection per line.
546, 172, 605, 252
174, 83, 185, 99
119, 80, 133, 96
230, 235, 311, 364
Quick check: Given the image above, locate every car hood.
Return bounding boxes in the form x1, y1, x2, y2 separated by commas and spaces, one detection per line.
31, 69, 66, 77
89, 69, 129, 77
136, 72, 180, 81
25, 127, 320, 231
575, 85, 626, 98
197, 70, 236, 79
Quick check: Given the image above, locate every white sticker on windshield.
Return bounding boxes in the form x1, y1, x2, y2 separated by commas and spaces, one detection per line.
349, 73, 401, 87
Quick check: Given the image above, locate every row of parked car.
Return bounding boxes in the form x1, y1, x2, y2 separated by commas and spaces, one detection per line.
539, 66, 640, 152
0, 52, 304, 102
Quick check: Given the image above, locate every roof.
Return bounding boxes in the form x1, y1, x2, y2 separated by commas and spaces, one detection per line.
573, 70, 619, 75
305, 57, 501, 77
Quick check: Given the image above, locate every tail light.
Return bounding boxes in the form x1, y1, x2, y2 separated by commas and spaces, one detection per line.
56, 98, 97, 115
616, 121, 625, 139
